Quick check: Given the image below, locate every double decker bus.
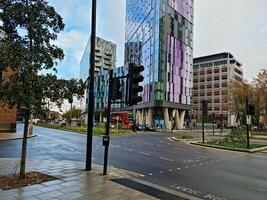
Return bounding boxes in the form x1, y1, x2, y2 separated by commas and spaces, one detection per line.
110, 111, 133, 129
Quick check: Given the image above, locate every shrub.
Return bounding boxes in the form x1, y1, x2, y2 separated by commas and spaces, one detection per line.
227, 128, 246, 144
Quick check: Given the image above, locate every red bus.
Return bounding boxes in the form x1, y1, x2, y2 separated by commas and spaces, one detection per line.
111, 111, 133, 129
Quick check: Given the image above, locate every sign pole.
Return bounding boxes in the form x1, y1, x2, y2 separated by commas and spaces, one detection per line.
103, 69, 113, 175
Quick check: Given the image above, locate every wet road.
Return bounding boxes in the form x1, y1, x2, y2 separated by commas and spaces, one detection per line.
0, 125, 267, 200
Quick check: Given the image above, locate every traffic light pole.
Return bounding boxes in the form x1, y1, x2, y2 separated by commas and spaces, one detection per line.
246, 96, 250, 149
202, 113, 205, 143
212, 113, 215, 136
86, 0, 97, 171
102, 63, 144, 175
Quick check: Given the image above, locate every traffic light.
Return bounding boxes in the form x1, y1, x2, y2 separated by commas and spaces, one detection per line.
126, 63, 144, 106
110, 78, 122, 100
248, 104, 255, 115
202, 100, 208, 117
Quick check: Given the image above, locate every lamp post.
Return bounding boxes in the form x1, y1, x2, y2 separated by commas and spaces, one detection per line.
86, 0, 97, 171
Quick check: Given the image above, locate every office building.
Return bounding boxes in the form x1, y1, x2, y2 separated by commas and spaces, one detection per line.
192, 52, 243, 127
80, 36, 117, 122
125, 0, 194, 129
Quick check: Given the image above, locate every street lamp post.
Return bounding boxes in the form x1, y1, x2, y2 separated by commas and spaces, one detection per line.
86, 0, 97, 171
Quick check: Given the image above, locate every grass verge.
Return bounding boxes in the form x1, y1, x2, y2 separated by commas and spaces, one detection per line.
34, 123, 133, 136
175, 134, 196, 140
206, 140, 264, 150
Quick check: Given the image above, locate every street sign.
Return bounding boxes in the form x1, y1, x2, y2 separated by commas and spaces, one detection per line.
246, 115, 251, 125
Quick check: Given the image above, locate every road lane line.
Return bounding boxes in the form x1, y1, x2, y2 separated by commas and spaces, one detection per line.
124, 148, 133, 152
160, 157, 173, 162
139, 152, 151, 156
111, 145, 121, 148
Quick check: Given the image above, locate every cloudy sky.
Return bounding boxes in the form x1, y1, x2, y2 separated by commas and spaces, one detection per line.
49, 0, 267, 81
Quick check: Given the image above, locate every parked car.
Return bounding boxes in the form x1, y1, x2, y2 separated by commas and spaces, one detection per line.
144, 125, 156, 132
135, 124, 145, 131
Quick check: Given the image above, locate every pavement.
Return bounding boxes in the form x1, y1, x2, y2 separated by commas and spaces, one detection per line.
0, 159, 159, 200
0, 124, 36, 141
1, 124, 267, 200
0, 132, 36, 141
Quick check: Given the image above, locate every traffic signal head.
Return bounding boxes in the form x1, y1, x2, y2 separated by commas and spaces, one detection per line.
110, 78, 122, 100
126, 63, 144, 106
248, 104, 255, 115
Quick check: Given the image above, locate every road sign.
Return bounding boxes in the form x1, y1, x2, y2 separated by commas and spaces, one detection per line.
246, 115, 251, 125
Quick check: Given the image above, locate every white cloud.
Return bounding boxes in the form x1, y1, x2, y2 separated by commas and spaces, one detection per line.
194, 0, 267, 80
48, 0, 266, 81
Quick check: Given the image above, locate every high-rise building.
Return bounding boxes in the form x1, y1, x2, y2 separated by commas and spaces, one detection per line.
80, 36, 117, 122
192, 52, 243, 127
125, 0, 194, 129
80, 37, 116, 83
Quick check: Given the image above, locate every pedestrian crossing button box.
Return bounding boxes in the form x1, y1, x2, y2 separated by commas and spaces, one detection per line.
102, 135, 110, 146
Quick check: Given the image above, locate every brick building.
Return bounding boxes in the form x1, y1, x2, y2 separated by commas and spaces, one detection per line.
0, 30, 17, 133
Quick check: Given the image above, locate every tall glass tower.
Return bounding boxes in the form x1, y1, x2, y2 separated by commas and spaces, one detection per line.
125, 0, 193, 129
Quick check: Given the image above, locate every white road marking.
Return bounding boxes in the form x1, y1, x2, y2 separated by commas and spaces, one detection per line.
160, 157, 173, 162
111, 145, 121, 148
160, 171, 164, 174
149, 173, 153, 176
177, 168, 181, 170
183, 160, 194, 163
169, 169, 173, 172
124, 148, 133, 152
185, 166, 189, 169
139, 152, 151, 156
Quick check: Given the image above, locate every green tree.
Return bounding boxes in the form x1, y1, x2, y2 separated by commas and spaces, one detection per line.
228, 79, 253, 125
0, 0, 64, 179
63, 106, 82, 122
39, 74, 64, 121
253, 69, 267, 126
62, 78, 85, 125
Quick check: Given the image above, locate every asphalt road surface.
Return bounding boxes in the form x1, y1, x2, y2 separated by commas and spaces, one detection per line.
0, 125, 266, 200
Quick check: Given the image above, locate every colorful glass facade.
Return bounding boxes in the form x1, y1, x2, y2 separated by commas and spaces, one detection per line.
125, 0, 193, 108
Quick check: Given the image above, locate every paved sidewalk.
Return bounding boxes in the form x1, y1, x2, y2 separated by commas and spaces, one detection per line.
0, 132, 36, 141
0, 158, 158, 200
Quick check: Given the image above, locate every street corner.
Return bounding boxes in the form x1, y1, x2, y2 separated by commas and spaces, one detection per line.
108, 166, 145, 179
0, 132, 37, 141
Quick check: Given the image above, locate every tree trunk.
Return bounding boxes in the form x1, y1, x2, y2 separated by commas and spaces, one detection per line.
28, 113, 33, 136
69, 102, 72, 126
47, 102, 50, 123
19, 110, 30, 179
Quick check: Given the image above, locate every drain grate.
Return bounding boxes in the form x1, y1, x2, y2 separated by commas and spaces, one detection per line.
111, 178, 189, 200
